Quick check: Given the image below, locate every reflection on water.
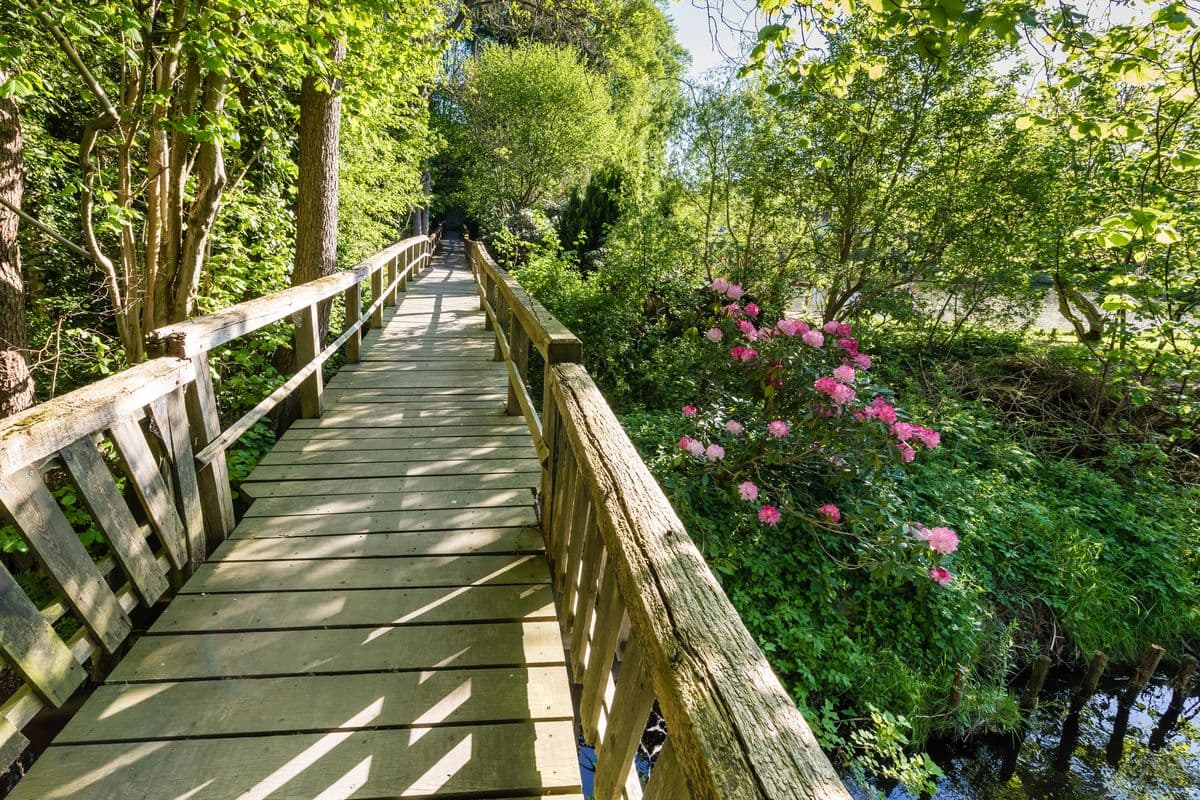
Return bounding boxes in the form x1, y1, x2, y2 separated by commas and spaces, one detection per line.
848, 673, 1200, 800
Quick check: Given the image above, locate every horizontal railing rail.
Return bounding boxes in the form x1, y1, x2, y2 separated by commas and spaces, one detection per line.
467, 239, 850, 799
0, 357, 204, 769
464, 236, 581, 459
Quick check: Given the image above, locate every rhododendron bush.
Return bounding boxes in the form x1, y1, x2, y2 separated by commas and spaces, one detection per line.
675, 279, 959, 585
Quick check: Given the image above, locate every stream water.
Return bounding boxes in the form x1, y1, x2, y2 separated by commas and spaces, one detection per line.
847, 671, 1200, 800
575, 670, 1199, 800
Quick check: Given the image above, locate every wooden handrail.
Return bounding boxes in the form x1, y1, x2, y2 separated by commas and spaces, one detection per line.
464, 236, 847, 797
147, 235, 432, 358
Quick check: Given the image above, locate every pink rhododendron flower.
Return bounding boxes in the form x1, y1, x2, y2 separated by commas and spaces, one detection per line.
730, 345, 746, 360
725, 420, 744, 435
737, 320, 758, 340
819, 504, 841, 523
823, 320, 852, 337
801, 330, 825, 348
768, 419, 789, 437
852, 353, 873, 370
681, 405, 698, 417
724, 303, 741, 317
898, 442, 916, 463
775, 319, 801, 336
738, 481, 758, 501
739, 348, 758, 362
833, 365, 856, 384
923, 526, 959, 555
711, 277, 730, 293
705, 444, 725, 461
685, 439, 705, 457
929, 566, 953, 585
865, 397, 898, 424
744, 302, 759, 318
912, 426, 941, 448
830, 383, 856, 405
726, 284, 745, 300
706, 327, 723, 342
758, 505, 781, 525
892, 422, 915, 441
836, 337, 859, 354
678, 436, 698, 453
814, 376, 839, 395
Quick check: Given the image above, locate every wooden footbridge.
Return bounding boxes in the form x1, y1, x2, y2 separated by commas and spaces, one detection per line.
0, 232, 849, 799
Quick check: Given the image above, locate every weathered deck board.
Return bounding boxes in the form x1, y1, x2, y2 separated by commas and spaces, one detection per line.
7, 237, 582, 800
17, 722, 581, 800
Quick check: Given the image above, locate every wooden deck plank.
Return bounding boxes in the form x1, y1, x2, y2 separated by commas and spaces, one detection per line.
218, 528, 544, 558
242, 489, 533, 517
109, 620, 567, 680
152, 585, 556, 632
55, 667, 574, 741
245, 460, 539, 483
11, 721, 581, 800
269, 433, 530, 452
239, 474, 539, 498
258, 447, 536, 466
232, 506, 538, 536
180, 554, 551, 594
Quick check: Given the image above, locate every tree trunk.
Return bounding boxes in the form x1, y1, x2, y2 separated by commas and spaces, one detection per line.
293, 38, 346, 338
277, 38, 345, 436
0, 87, 34, 417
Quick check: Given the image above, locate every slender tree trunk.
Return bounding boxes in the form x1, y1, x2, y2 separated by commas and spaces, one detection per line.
292, 39, 346, 333
0, 87, 34, 417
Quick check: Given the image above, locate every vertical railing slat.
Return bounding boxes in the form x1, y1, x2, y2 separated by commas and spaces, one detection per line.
109, 419, 188, 571
185, 352, 235, 549
0, 468, 132, 654
60, 438, 168, 605
594, 638, 655, 800
0, 561, 86, 706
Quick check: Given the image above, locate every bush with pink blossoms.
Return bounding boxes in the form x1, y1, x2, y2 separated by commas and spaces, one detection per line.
668, 281, 959, 587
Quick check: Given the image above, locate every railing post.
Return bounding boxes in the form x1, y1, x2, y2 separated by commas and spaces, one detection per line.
344, 283, 361, 363
493, 294, 507, 362
507, 319, 529, 416
485, 274, 497, 332
296, 303, 324, 418
370, 264, 385, 328
399, 247, 409, 293
540, 368, 561, 536
183, 352, 235, 550
385, 254, 398, 306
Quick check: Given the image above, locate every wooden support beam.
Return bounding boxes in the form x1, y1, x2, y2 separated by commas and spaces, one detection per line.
296, 303, 324, 419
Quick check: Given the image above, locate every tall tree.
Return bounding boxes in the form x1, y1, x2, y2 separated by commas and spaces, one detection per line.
293, 38, 346, 305
0, 81, 33, 416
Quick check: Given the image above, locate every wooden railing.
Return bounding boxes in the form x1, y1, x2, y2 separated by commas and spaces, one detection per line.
465, 237, 581, 459
0, 229, 440, 773
0, 357, 201, 766
467, 239, 851, 800
146, 230, 441, 546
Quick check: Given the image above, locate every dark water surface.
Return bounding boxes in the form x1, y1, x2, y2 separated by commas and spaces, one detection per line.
848, 672, 1200, 800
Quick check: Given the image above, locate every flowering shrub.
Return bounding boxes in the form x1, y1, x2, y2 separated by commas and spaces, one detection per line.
674, 280, 960, 585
